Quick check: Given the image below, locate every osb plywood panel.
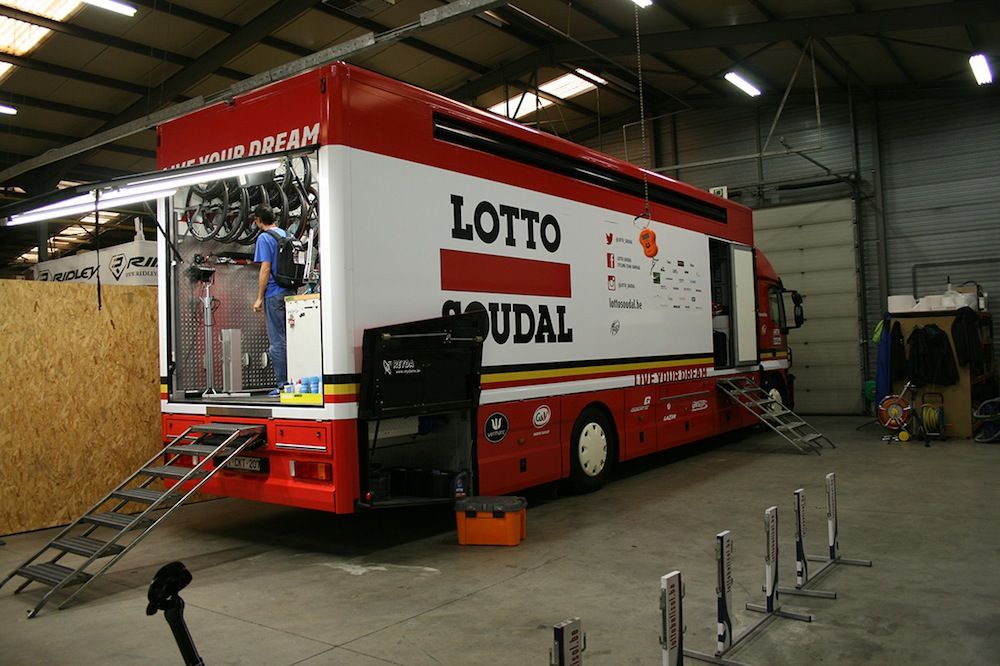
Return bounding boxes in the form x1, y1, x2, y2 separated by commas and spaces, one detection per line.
0, 281, 161, 535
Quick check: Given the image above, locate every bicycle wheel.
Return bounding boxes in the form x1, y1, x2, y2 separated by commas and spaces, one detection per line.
276, 156, 312, 206
264, 181, 289, 228
182, 182, 228, 241
214, 182, 249, 244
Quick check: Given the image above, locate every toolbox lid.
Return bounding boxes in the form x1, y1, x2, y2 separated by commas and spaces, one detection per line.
456, 496, 527, 514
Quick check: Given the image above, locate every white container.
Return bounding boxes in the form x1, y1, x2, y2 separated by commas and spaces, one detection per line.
956, 292, 978, 309
922, 294, 945, 310
887, 295, 916, 313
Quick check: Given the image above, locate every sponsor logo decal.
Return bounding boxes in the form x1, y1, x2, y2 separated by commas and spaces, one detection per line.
610, 320, 620, 335
166, 123, 320, 169
383, 358, 418, 375
691, 399, 709, 412
443, 194, 573, 345
533, 404, 551, 428
110, 253, 126, 281
484, 412, 509, 443
635, 366, 708, 385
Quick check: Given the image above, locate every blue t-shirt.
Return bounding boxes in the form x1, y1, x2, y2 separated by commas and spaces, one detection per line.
254, 227, 289, 299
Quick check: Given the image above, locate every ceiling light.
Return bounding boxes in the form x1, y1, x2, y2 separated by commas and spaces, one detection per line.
725, 72, 762, 97
969, 54, 993, 85
82, 0, 137, 17
489, 92, 554, 120
7, 188, 176, 226
0, 103, 17, 115
632, 0, 653, 7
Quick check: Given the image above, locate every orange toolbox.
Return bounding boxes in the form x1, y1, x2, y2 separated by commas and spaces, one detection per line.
455, 496, 527, 546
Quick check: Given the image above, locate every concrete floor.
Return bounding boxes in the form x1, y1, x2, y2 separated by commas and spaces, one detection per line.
2, 416, 999, 665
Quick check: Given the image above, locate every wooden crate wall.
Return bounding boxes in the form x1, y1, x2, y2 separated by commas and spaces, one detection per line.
0, 281, 161, 535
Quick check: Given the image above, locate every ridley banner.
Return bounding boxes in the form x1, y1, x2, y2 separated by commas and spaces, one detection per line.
33, 239, 158, 286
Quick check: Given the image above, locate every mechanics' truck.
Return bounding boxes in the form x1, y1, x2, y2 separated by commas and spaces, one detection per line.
156, 62, 802, 512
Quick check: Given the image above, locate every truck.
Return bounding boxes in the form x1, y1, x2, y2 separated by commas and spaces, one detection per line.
155, 62, 804, 512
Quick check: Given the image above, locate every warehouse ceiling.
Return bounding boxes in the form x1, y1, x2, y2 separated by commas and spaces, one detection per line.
1, 0, 998, 274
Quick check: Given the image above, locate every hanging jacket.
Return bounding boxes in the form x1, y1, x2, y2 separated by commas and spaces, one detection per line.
951, 307, 984, 367
907, 324, 959, 386
890, 320, 907, 381
875, 315, 892, 402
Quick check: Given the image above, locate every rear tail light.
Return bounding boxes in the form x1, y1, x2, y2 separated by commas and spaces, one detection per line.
290, 460, 332, 482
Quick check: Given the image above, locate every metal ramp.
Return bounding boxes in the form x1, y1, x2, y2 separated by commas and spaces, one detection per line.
717, 376, 834, 455
0, 422, 264, 618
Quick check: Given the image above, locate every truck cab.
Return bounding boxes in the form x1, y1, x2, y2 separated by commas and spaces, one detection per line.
755, 250, 804, 409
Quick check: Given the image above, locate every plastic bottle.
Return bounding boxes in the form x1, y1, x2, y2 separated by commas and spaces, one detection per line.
310, 376, 320, 394
294, 378, 303, 394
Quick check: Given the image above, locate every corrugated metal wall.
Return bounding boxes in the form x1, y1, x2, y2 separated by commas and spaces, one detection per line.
870, 99, 1000, 373
581, 94, 999, 412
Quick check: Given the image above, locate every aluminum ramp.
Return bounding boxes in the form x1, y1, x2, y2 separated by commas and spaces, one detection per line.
0, 422, 264, 618
717, 376, 834, 455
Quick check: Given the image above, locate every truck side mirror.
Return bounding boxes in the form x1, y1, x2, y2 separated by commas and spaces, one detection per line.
791, 291, 803, 306
794, 304, 805, 328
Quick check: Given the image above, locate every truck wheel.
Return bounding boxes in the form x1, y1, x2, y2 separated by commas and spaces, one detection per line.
568, 408, 616, 493
762, 375, 787, 413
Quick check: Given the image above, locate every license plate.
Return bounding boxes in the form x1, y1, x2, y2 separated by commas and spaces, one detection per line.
218, 455, 269, 474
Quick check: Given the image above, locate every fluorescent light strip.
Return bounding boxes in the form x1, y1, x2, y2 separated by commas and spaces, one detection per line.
82, 0, 137, 17
725, 72, 762, 97
129, 156, 282, 192
5, 157, 282, 226
8, 189, 176, 226
632, 0, 653, 7
969, 54, 993, 85
0, 103, 16, 115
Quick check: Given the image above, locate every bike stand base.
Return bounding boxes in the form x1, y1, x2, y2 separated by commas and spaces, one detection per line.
683, 649, 753, 666
745, 603, 813, 623
807, 555, 873, 567
777, 585, 837, 599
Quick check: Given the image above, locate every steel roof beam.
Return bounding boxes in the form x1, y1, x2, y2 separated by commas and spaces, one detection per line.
744, 0, 848, 89
0, 52, 152, 97
0, 93, 113, 121
128, 0, 313, 58
315, 4, 488, 75
588, 1, 1000, 55
0, 6, 247, 81
13, 0, 323, 192
449, 0, 1000, 101
557, 0, 723, 98
0, 126, 155, 159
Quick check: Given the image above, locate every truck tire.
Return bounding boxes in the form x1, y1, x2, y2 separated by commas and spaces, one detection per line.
568, 408, 616, 493
762, 374, 787, 412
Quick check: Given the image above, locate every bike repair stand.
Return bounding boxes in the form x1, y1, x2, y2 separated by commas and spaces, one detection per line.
549, 617, 585, 665
683, 520, 811, 666
744, 506, 813, 622
804, 473, 873, 575
777, 488, 838, 600
146, 562, 204, 666
195, 263, 218, 397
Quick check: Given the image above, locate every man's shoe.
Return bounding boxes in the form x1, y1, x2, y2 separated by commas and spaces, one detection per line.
268, 389, 281, 397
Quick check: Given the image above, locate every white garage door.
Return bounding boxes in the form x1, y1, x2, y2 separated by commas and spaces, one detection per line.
753, 199, 863, 414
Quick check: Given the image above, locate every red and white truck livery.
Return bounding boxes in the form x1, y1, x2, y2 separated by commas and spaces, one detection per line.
156, 63, 800, 512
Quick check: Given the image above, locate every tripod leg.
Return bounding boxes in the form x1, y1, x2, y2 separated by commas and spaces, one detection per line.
164, 599, 205, 666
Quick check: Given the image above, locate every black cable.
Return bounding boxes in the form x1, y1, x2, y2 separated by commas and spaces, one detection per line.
94, 191, 102, 311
